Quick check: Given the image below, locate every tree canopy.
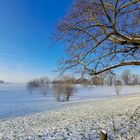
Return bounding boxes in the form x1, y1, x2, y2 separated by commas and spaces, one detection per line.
54, 0, 140, 75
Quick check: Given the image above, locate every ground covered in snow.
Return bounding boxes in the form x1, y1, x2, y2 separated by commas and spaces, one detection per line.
0, 84, 140, 119
0, 93, 140, 140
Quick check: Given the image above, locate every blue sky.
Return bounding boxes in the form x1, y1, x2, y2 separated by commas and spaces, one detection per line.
0, 0, 72, 82
0, 0, 139, 83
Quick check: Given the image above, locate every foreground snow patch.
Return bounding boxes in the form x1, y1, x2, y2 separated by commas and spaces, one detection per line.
0, 94, 140, 140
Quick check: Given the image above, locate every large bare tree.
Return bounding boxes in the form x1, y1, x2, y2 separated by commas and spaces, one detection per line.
54, 0, 140, 75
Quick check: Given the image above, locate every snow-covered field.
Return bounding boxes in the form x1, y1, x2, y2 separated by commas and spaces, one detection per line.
0, 93, 140, 139
0, 84, 140, 139
0, 84, 140, 119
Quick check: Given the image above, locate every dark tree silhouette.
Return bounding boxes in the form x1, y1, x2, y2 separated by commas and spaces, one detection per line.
54, 0, 140, 75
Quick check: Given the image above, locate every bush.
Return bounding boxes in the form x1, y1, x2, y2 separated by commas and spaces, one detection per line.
114, 85, 122, 95
52, 83, 75, 102
63, 84, 75, 101
52, 83, 63, 101
27, 77, 50, 96
27, 80, 39, 93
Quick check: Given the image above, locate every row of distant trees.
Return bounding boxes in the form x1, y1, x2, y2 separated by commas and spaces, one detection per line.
27, 69, 140, 101
85, 69, 140, 86
27, 77, 50, 96
100, 69, 140, 86
54, 70, 140, 86
27, 76, 75, 102
52, 69, 140, 86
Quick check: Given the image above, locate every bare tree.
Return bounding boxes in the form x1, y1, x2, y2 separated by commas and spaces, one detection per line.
131, 74, 139, 85
54, 0, 140, 76
52, 83, 63, 101
63, 84, 75, 101
114, 76, 122, 95
106, 73, 115, 86
27, 80, 39, 93
27, 77, 50, 96
38, 77, 50, 96
121, 69, 131, 84
114, 85, 121, 95
52, 76, 75, 102
91, 76, 104, 86
53, 84, 75, 102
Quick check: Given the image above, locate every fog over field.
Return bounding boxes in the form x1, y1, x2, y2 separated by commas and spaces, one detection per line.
0, 89, 140, 139
0, 84, 140, 119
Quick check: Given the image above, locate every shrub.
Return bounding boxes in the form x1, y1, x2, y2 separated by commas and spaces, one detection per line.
27, 77, 50, 96
114, 85, 122, 95
52, 83, 75, 102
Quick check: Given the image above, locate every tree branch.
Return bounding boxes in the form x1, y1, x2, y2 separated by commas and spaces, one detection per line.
90, 61, 140, 75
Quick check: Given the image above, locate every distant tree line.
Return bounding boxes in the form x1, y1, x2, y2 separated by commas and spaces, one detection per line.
54, 70, 140, 86
27, 70, 140, 101
27, 77, 50, 96
27, 76, 75, 102
88, 69, 140, 86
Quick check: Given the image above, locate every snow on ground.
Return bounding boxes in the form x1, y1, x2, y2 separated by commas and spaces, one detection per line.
0, 93, 140, 140
0, 84, 140, 119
